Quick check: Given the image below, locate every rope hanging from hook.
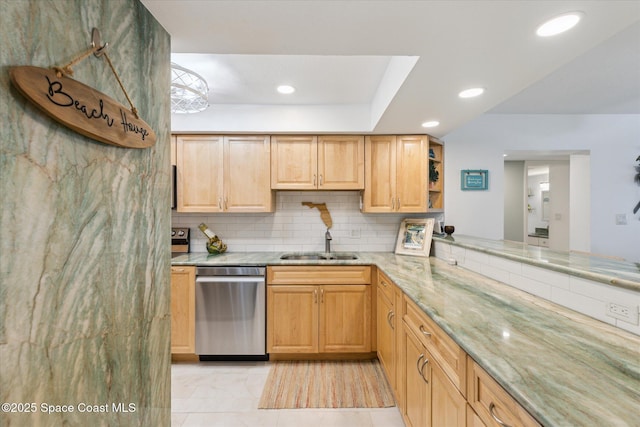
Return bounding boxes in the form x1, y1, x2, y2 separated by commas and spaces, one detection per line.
52, 35, 139, 119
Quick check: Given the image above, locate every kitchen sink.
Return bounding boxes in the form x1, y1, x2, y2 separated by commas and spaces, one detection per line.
280, 253, 358, 261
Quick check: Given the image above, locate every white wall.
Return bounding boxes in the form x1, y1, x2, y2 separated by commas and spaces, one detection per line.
570, 154, 591, 253
504, 161, 525, 241
444, 114, 640, 262
549, 162, 570, 252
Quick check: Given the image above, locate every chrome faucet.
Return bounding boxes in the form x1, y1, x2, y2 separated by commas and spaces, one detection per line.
325, 229, 332, 253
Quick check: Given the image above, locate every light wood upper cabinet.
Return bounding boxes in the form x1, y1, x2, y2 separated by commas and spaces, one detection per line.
271, 135, 364, 190
363, 135, 397, 212
224, 135, 274, 212
176, 135, 274, 213
270, 135, 318, 190
176, 135, 224, 212
317, 135, 365, 189
171, 266, 196, 354
397, 135, 429, 212
363, 135, 429, 212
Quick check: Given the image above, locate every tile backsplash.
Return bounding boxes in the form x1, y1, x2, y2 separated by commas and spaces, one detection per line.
172, 191, 443, 253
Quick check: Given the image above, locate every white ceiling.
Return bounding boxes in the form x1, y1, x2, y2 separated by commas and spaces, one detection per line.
140, 0, 640, 137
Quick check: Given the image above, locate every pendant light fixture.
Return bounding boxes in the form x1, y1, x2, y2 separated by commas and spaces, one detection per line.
170, 62, 209, 114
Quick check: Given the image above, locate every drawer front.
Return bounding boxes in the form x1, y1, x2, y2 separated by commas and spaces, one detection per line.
268, 266, 371, 285
377, 270, 395, 302
403, 296, 466, 394
467, 357, 541, 427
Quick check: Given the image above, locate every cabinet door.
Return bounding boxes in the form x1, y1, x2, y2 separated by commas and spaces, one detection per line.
402, 325, 431, 427
393, 284, 405, 405
176, 135, 224, 212
432, 359, 466, 427
363, 135, 397, 212
396, 135, 428, 212
467, 405, 487, 427
224, 135, 274, 212
171, 266, 196, 354
467, 358, 541, 427
318, 135, 364, 189
267, 285, 318, 353
377, 289, 395, 389
319, 284, 371, 353
271, 135, 317, 189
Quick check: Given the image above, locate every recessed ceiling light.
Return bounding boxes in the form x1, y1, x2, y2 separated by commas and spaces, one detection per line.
277, 85, 295, 94
536, 12, 583, 37
421, 121, 440, 128
458, 87, 484, 98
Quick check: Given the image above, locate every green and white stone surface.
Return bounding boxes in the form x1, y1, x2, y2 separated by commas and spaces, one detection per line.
433, 234, 640, 291
1, 1, 171, 425
174, 251, 640, 426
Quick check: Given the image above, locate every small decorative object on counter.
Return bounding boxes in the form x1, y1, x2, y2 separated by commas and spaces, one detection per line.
198, 223, 227, 255
444, 225, 455, 236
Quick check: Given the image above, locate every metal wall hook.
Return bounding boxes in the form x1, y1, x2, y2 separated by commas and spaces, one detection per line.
91, 28, 109, 57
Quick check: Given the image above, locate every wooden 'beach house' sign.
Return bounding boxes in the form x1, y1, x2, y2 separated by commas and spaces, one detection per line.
10, 66, 156, 149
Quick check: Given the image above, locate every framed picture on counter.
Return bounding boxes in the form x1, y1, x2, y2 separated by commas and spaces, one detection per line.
394, 218, 435, 257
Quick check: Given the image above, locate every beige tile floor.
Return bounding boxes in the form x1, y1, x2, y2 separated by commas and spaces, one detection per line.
171, 361, 405, 427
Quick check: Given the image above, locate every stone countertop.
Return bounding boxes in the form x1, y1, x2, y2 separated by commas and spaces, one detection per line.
434, 234, 640, 292
172, 251, 640, 426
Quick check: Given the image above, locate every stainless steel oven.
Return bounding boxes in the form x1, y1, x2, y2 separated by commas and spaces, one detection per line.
195, 266, 267, 360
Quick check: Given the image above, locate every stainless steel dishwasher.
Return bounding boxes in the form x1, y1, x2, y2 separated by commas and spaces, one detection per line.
195, 266, 267, 360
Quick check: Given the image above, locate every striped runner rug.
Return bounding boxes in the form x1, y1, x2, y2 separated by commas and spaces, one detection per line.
258, 359, 395, 409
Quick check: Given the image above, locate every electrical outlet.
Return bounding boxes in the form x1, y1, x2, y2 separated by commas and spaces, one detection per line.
350, 229, 361, 239
606, 302, 639, 325
615, 214, 627, 225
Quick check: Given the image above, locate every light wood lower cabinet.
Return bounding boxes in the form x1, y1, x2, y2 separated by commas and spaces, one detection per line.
374, 271, 541, 427
376, 270, 402, 400
467, 404, 488, 427
402, 323, 432, 427
401, 302, 466, 427
467, 357, 541, 427
170, 266, 196, 354
267, 266, 372, 355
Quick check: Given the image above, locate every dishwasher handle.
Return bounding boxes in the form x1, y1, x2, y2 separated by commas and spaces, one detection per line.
196, 276, 265, 283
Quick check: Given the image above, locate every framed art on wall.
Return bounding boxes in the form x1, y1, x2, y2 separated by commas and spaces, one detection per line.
394, 218, 435, 257
461, 169, 489, 190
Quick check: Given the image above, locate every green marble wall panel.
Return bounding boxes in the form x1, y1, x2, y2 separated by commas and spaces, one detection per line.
0, 0, 171, 425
